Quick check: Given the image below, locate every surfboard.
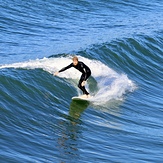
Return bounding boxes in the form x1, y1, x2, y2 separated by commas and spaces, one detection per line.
72, 95, 92, 101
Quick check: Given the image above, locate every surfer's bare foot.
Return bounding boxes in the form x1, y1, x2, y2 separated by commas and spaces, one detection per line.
80, 94, 90, 98
80, 94, 87, 98
81, 94, 87, 98
87, 94, 90, 98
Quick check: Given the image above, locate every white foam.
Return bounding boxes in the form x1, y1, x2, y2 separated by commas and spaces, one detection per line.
0, 56, 136, 105
91, 74, 134, 105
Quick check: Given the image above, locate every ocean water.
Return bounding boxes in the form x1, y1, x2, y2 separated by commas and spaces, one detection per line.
0, 0, 163, 163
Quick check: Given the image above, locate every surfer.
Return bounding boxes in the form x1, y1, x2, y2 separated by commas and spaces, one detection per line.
54, 56, 91, 98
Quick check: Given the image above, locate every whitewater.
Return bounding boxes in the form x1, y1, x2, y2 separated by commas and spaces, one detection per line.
0, 56, 135, 105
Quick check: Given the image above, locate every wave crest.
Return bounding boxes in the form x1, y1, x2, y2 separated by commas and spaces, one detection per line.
0, 55, 136, 105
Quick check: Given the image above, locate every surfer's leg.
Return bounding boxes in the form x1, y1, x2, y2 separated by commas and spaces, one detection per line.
78, 74, 89, 95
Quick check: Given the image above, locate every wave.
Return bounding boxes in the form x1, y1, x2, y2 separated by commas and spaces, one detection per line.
1, 33, 162, 106
0, 55, 135, 105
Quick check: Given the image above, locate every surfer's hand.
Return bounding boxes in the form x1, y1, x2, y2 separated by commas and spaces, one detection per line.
81, 81, 86, 86
54, 72, 59, 76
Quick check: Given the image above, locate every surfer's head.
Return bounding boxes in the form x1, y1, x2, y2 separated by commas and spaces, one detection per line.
72, 56, 78, 66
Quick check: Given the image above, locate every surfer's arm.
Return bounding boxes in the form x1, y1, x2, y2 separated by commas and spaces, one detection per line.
81, 62, 91, 81
54, 63, 73, 76
59, 63, 73, 72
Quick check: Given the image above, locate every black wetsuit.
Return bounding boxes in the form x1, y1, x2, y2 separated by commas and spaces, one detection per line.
59, 61, 91, 95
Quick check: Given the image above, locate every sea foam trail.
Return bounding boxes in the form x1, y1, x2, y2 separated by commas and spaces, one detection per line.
0, 56, 135, 105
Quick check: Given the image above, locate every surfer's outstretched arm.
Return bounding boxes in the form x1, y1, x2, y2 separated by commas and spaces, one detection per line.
54, 63, 73, 76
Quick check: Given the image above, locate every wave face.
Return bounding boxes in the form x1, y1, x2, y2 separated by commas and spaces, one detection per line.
0, 55, 135, 105
0, 0, 163, 162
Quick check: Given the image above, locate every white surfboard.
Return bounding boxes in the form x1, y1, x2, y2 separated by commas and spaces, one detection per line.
72, 95, 92, 101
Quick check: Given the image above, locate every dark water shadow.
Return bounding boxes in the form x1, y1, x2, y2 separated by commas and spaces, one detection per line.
69, 100, 90, 121
56, 100, 90, 163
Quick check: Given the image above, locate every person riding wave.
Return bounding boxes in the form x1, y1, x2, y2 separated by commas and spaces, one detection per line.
54, 56, 91, 98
